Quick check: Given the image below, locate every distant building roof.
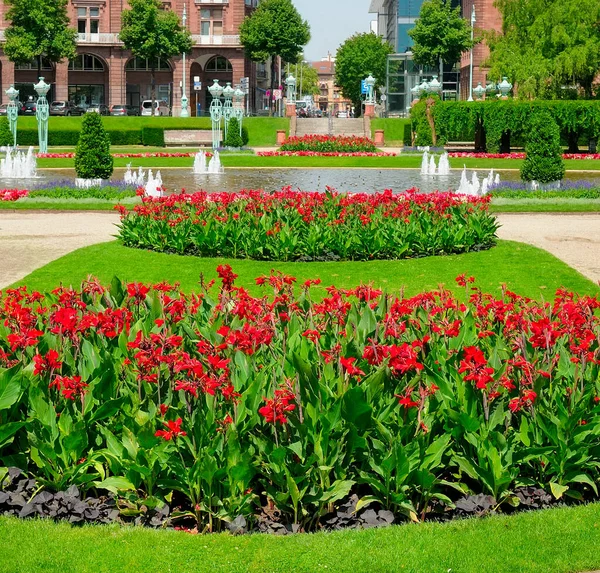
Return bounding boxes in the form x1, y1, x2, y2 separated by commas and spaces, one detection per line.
311, 60, 335, 75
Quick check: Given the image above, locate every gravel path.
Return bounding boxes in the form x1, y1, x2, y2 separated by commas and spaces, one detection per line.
0, 212, 119, 289
0, 211, 599, 289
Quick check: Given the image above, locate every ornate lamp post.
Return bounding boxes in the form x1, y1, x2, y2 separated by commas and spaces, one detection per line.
222, 82, 235, 141
473, 82, 485, 100
427, 75, 442, 96
364, 74, 376, 117
285, 74, 296, 117
5, 84, 19, 148
419, 79, 430, 94
180, 3, 189, 118
410, 83, 421, 101
208, 79, 223, 149
468, 4, 476, 101
233, 87, 245, 137
33, 77, 50, 153
498, 77, 513, 99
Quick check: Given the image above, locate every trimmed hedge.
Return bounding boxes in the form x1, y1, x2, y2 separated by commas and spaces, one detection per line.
16, 128, 142, 146
141, 126, 165, 147
411, 100, 600, 153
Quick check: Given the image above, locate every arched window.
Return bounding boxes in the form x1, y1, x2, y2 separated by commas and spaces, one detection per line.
69, 54, 105, 71
205, 56, 232, 73
125, 57, 171, 71
15, 57, 53, 70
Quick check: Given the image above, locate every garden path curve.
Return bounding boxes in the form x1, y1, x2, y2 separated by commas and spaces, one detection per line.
0, 211, 599, 289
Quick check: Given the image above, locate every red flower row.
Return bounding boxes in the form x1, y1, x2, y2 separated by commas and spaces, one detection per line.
36, 152, 211, 159
449, 152, 600, 160
0, 189, 28, 201
257, 151, 397, 157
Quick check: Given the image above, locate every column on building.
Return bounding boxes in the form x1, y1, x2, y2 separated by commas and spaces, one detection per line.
109, 48, 125, 107
1, 57, 14, 104
171, 54, 185, 117
55, 61, 69, 102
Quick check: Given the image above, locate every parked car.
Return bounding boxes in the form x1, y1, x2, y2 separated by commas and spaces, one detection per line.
86, 104, 109, 116
21, 101, 37, 116
140, 100, 170, 116
49, 101, 84, 116
109, 104, 140, 116
0, 102, 23, 116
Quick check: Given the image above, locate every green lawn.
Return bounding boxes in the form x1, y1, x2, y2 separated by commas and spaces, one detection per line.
2, 502, 600, 573
33, 153, 600, 171
371, 117, 411, 146
13, 240, 599, 300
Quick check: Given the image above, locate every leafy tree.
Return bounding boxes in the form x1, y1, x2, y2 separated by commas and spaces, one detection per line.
520, 110, 565, 183
408, 0, 474, 79
240, 0, 310, 113
291, 60, 320, 98
3, 0, 77, 76
486, 0, 600, 98
335, 32, 392, 115
120, 0, 192, 112
75, 113, 113, 180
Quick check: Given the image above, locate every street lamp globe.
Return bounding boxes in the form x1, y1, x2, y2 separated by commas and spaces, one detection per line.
223, 82, 235, 101
498, 77, 513, 98
410, 84, 421, 100
419, 79, 430, 94
285, 74, 296, 104
208, 79, 224, 99
33, 77, 51, 153
364, 74, 375, 104
5, 84, 19, 147
473, 82, 485, 100
427, 75, 441, 95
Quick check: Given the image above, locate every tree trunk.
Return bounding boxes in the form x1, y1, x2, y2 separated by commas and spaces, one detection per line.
151, 67, 156, 116
270, 56, 277, 117
567, 130, 580, 154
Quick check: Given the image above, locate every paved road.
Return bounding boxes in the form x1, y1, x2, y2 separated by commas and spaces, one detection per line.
0, 211, 599, 289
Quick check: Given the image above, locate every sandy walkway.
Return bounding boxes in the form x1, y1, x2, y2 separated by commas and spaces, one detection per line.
0, 211, 599, 289
0, 212, 119, 288
495, 213, 600, 284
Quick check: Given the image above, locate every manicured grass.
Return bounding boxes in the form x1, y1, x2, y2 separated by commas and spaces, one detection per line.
33, 153, 600, 170
17, 116, 289, 147
13, 240, 599, 300
371, 117, 411, 145
2, 502, 600, 573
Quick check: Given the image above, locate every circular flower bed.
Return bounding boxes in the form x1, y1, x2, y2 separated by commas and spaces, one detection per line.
1, 273, 600, 532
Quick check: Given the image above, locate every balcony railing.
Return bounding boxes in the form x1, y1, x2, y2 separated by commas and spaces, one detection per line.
77, 33, 122, 44
190, 34, 240, 46
194, 0, 228, 4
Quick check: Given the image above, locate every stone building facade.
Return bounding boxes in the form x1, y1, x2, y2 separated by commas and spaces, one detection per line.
0, 0, 259, 115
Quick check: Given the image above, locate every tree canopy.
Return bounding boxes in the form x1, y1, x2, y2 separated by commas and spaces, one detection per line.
408, 0, 474, 74
335, 32, 393, 114
290, 60, 320, 98
3, 0, 77, 74
120, 0, 192, 106
486, 0, 600, 98
240, 0, 310, 111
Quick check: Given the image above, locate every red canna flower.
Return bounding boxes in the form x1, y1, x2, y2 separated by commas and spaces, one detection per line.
340, 356, 365, 377
258, 387, 296, 425
458, 346, 495, 390
33, 349, 62, 377
155, 417, 187, 440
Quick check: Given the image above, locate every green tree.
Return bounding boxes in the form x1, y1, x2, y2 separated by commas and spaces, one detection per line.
75, 112, 113, 179
3, 0, 77, 76
486, 0, 600, 98
224, 117, 244, 148
408, 0, 474, 79
120, 0, 192, 112
520, 110, 565, 183
240, 0, 310, 114
290, 60, 320, 98
335, 32, 392, 115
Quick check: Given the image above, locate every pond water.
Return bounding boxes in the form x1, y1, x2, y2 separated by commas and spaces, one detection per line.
7, 167, 600, 194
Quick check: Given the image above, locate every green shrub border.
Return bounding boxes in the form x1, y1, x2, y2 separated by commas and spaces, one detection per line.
411, 100, 600, 153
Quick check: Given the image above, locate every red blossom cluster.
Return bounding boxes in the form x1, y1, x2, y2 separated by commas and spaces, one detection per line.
258, 151, 396, 157
36, 152, 207, 159
280, 134, 378, 153
0, 189, 28, 201
449, 152, 600, 160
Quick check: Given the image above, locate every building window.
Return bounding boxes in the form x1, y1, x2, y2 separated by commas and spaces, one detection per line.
205, 56, 232, 73
77, 7, 100, 34
125, 57, 172, 71
200, 8, 223, 36
69, 54, 105, 71
68, 84, 105, 106
15, 57, 53, 70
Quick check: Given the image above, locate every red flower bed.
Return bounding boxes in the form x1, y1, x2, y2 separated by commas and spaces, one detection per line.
258, 151, 396, 157
449, 152, 600, 160
36, 152, 209, 159
1, 272, 600, 531
280, 134, 378, 153
117, 188, 498, 261
0, 189, 28, 201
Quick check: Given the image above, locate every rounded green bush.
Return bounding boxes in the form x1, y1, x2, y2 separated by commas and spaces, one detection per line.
224, 117, 244, 148
520, 110, 565, 183
74, 112, 114, 179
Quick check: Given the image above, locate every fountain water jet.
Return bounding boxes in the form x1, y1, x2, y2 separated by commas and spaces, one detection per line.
0, 146, 37, 178
144, 169, 164, 197
123, 164, 146, 186
193, 150, 224, 174
420, 151, 450, 176
420, 151, 429, 175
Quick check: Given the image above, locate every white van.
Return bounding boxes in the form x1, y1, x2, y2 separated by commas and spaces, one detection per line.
140, 100, 170, 116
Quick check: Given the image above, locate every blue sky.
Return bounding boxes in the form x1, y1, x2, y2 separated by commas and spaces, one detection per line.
295, 0, 374, 61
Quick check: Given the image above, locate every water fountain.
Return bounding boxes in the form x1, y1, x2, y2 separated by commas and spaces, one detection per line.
123, 164, 147, 186
193, 150, 224, 175
0, 146, 37, 178
420, 151, 450, 176
144, 169, 164, 197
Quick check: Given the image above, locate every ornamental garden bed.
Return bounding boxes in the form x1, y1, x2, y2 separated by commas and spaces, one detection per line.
280, 135, 378, 153
1, 271, 599, 534
116, 189, 498, 261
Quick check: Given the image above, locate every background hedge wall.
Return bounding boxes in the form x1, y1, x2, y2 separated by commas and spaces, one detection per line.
410, 100, 600, 152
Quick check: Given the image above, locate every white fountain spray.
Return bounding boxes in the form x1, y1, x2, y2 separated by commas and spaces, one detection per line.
420, 151, 429, 175
193, 150, 224, 174
0, 146, 37, 178
420, 151, 450, 176
144, 169, 164, 197
123, 163, 147, 186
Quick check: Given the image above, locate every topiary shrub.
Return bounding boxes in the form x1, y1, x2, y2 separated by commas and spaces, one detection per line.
224, 117, 244, 148
74, 112, 113, 179
141, 126, 165, 147
0, 116, 14, 146
241, 124, 249, 146
520, 110, 565, 183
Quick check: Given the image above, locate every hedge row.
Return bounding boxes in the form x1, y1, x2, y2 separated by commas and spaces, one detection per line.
15, 127, 204, 147
411, 100, 600, 153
